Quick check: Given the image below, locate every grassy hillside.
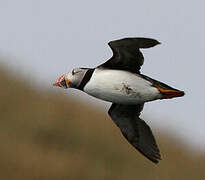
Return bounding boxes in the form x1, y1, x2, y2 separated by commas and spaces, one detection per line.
0, 67, 204, 180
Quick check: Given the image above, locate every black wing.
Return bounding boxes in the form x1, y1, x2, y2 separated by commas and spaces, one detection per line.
98, 37, 160, 74
108, 103, 161, 163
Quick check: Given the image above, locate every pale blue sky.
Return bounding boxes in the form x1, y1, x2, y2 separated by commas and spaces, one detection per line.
0, 0, 204, 151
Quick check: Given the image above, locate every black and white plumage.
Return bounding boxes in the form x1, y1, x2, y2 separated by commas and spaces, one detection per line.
53, 37, 184, 163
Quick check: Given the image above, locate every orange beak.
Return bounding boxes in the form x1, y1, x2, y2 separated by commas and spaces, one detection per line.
53, 74, 67, 88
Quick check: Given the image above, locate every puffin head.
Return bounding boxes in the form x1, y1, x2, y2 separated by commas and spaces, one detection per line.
53, 68, 87, 89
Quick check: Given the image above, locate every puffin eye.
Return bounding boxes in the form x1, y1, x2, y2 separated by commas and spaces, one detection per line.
72, 69, 75, 75
72, 69, 81, 75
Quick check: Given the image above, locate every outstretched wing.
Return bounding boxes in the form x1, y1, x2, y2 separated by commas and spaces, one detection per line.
98, 37, 160, 74
108, 103, 161, 163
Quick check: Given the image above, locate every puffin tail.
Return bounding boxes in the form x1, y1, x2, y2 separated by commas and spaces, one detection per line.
153, 84, 185, 99
140, 74, 185, 99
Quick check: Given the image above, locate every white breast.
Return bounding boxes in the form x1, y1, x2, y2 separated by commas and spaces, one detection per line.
83, 69, 162, 104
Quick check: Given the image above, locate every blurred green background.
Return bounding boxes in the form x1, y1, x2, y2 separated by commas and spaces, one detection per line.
1, 66, 205, 180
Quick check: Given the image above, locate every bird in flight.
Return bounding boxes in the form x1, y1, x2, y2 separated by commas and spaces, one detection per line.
53, 37, 184, 163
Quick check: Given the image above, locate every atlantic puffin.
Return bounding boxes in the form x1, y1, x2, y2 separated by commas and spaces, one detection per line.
53, 37, 184, 163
